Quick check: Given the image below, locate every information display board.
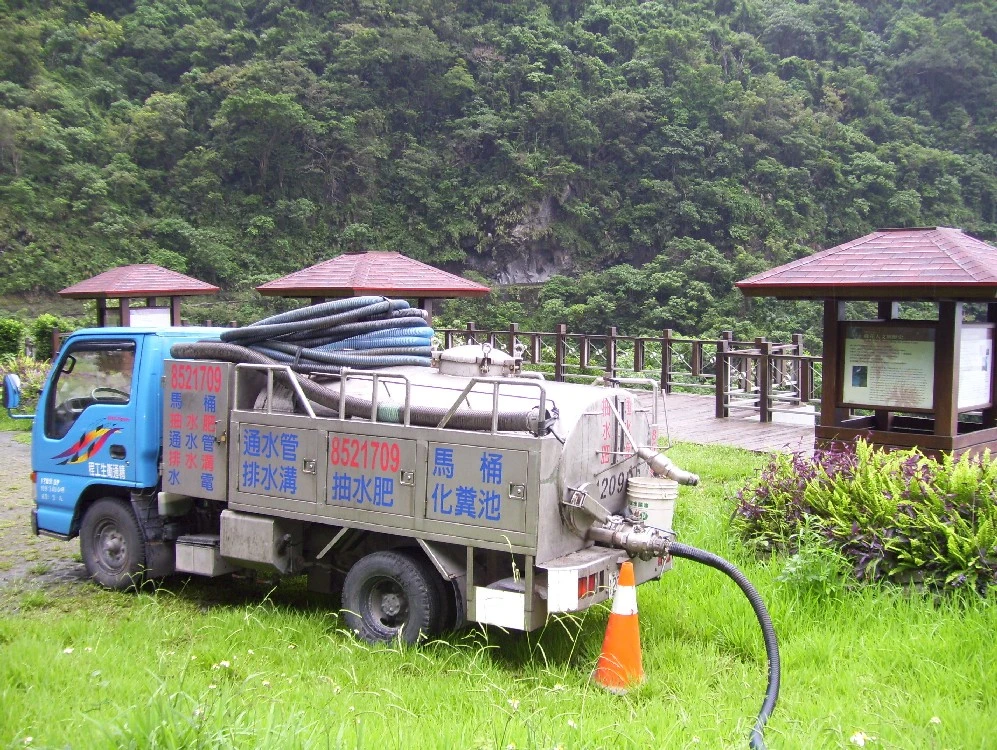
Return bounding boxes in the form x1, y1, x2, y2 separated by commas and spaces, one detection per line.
958, 325, 994, 410
841, 324, 935, 411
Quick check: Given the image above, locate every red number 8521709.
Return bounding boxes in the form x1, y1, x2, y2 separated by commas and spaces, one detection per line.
329, 436, 401, 473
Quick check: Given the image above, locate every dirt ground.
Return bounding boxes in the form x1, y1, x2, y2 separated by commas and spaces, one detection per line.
0, 431, 88, 593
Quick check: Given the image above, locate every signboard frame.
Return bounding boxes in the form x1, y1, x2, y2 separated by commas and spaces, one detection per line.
128, 307, 172, 329
838, 321, 937, 413
957, 323, 995, 412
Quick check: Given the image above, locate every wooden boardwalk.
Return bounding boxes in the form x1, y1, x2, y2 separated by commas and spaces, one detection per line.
640, 392, 815, 455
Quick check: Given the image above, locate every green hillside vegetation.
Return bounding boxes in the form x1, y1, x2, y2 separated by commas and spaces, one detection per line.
0, 0, 994, 340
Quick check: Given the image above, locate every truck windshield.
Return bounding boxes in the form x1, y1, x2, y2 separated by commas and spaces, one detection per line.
45, 342, 136, 440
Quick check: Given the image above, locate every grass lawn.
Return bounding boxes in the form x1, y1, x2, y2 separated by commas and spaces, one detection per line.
1, 443, 994, 749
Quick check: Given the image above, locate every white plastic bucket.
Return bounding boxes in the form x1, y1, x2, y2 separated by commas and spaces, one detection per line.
626, 476, 678, 531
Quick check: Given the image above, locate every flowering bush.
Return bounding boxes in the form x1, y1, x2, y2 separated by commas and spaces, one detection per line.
735, 440, 997, 595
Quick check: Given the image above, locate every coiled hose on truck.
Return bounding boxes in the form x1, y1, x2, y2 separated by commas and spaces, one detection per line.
171, 297, 550, 434
668, 542, 780, 750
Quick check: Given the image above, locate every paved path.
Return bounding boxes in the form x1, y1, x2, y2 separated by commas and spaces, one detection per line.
642, 392, 815, 455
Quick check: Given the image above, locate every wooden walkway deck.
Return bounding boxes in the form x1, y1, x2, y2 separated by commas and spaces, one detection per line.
641, 392, 816, 455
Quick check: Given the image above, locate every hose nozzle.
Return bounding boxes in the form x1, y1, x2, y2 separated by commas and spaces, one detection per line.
636, 447, 699, 485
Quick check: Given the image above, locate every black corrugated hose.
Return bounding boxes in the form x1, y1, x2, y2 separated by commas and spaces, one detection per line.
668, 542, 780, 750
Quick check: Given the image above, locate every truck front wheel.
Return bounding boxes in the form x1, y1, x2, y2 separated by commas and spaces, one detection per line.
341, 550, 441, 644
80, 498, 146, 590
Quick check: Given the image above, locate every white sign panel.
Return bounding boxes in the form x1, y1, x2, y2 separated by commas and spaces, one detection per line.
129, 307, 172, 328
958, 326, 993, 410
841, 325, 935, 410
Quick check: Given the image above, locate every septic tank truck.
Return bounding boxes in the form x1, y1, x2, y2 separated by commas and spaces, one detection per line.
6, 321, 700, 640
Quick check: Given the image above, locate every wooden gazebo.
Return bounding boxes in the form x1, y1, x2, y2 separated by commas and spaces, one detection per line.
255, 251, 490, 319
737, 227, 997, 458
59, 264, 220, 327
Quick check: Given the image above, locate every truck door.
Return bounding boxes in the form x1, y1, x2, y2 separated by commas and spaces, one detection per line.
33, 338, 139, 535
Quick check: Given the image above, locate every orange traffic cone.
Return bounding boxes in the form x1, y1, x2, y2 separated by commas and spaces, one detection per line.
593, 560, 644, 693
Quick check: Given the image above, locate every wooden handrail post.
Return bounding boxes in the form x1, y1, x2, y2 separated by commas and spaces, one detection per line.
580, 333, 590, 368
444, 329, 454, 348
792, 333, 805, 404
661, 329, 673, 394
634, 337, 645, 373
758, 338, 772, 422
508, 323, 519, 356
554, 323, 567, 382
715, 337, 730, 417
530, 332, 540, 364
691, 339, 702, 377
466, 321, 477, 345
607, 326, 618, 378
800, 355, 812, 403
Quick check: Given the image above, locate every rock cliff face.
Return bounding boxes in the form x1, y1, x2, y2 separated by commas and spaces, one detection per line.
467, 192, 575, 284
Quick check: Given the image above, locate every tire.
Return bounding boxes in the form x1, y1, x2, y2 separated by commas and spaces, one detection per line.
341, 550, 442, 644
430, 568, 460, 634
80, 498, 146, 590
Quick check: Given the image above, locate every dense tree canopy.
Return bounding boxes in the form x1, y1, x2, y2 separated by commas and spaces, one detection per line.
0, 0, 994, 342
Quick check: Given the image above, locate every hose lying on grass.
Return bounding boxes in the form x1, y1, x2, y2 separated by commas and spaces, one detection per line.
668, 542, 781, 750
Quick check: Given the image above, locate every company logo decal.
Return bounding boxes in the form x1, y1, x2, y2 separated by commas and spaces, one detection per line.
52, 425, 122, 465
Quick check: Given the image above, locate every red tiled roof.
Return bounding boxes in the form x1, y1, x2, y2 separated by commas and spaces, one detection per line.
256, 252, 490, 298
737, 227, 997, 300
59, 264, 219, 299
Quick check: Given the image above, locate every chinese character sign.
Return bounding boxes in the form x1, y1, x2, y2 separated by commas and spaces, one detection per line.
162, 361, 229, 500
426, 443, 528, 531
240, 426, 304, 497
326, 434, 414, 514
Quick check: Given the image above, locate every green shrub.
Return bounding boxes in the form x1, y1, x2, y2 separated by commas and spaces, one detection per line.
0, 318, 25, 357
30, 313, 70, 361
0, 353, 50, 404
734, 440, 997, 596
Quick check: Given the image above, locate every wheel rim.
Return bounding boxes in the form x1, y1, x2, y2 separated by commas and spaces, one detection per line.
363, 575, 409, 631
93, 519, 128, 574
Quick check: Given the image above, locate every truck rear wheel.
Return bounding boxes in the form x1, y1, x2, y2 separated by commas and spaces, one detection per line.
341, 550, 441, 644
80, 498, 146, 590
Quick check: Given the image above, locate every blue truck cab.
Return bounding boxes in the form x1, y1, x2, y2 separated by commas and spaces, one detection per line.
29, 327, 224, 552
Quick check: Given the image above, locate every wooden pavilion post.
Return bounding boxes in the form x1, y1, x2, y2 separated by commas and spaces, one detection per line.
933, 301, 963, 438
820, 299, 846, 429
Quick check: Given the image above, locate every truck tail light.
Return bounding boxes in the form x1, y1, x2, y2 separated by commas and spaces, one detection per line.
577, 572, 598, 599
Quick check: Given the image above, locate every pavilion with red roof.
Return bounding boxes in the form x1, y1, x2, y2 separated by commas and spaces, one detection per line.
59, 264, 219, 327
255, 251, 489, 319
738, 227, 997, 457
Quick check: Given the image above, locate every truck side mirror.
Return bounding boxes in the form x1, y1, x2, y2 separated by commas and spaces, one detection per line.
3, 373, 34, 420
3, 373, 21, 409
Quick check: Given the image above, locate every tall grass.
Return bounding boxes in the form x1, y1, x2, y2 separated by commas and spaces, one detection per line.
1, 444, 995, 749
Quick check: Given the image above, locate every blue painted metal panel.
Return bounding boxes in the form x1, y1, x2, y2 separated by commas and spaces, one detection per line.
31, 326, 226, 535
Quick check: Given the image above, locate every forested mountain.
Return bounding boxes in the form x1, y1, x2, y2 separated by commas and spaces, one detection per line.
0, 0, 994, 340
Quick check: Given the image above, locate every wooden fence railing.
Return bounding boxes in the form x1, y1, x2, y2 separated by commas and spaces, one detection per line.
438, 323, 822, 423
